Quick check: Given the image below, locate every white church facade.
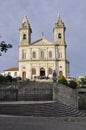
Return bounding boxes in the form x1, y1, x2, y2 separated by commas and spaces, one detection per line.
19, 15, 70, 80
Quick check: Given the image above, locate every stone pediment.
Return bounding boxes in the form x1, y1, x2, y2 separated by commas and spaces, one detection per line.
31, 38, 54, 46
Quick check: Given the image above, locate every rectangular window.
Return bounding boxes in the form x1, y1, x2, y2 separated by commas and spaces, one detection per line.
14, 72, 17, 76
22, 49, 26, 59
8, 72, 11, 75
41, 51, 44, 58
49, 51, 52, 58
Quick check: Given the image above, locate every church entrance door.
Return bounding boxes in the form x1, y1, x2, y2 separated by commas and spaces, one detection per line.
22, 71, 26, 80
40, 68, 45, 76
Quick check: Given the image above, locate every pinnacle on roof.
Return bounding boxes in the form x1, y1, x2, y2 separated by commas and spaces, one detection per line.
57, 13, 62, 23
53, 13, 66, 31
41, 32, 44, 39
19, 16, 32, 32
22, 16, 29, 24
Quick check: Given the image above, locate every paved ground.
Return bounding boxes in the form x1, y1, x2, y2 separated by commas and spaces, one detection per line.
0, 115, 86, 130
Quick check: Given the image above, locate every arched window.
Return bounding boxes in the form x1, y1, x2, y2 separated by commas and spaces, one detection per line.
22, 49, 26, 59
40, 68, 45, 76
41, 51, 44, 58
49, 51, 52, 58
22, 71, 26, 80
23, 34, 26, 40
48, 68, 52, 75
33, 51, 36, 58
58, 33, 61, 39
32, 68, 36, 75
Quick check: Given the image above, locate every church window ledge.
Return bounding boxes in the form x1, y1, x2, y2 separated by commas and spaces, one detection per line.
39, 58, 46, 60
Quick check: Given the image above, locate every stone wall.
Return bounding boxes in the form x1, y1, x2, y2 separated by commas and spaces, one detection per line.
3, 81, 78, 108
0, 88, 18, 101
53, 83, 78, 108
18, 81, 53, 101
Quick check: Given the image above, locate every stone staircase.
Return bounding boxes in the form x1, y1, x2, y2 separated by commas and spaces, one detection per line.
0, 101, 85, 117
0, 81, 85, 117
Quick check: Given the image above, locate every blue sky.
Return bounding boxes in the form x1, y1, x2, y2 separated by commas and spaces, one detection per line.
0, 0, 86, 77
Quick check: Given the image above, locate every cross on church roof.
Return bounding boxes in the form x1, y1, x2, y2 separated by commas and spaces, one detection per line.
41, 32, 44, 39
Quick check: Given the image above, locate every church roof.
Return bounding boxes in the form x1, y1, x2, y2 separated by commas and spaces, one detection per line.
31, 38, 43, 44
31, 38, 54, 46
4, 67, 19, 72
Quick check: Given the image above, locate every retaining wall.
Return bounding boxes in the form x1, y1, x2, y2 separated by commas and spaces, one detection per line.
53, 83, 78, 108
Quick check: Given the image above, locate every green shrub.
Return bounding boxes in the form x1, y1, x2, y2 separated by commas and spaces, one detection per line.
16, 76, 21, 81
5, 75, 12, 82
58, 74, 68, 86
68, 80, 77, 89
0, 75, 5, 83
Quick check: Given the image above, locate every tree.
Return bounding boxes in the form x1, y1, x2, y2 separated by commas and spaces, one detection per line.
5, 75, 12, 82
0, 75, 5, 83
79, 76, 86, 87
0, 41, 12, 56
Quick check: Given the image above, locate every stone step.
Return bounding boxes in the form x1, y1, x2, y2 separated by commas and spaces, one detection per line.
0, 101, 85, 117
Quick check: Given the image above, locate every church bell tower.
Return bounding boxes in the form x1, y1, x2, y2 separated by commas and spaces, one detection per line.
19, 16, 32, 46
19, 16, 32, 80
53, 14, 66, 44
53, 14, 69, 77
